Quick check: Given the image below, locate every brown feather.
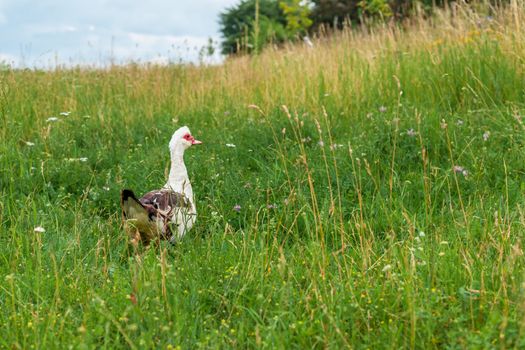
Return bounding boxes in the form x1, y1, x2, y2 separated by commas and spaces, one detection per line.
139, 190, 191, 211
121, 189, 191, 245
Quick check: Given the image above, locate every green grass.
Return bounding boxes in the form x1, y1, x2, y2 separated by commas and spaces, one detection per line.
2, 5, 525, 349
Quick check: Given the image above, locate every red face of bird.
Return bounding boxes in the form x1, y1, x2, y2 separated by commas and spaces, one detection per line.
169, 126, 202, 152
182, 132, 202, 146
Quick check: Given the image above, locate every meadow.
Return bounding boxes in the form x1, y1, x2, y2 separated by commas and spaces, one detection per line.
2, 3, 525, 348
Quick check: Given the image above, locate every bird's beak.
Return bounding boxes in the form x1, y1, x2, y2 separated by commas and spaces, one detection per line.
192, 139, 202, 145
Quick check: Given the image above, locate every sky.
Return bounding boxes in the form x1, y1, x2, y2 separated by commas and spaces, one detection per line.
0, 0, 239, 68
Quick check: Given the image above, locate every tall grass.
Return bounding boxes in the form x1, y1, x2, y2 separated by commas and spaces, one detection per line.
2, 3, 525, 348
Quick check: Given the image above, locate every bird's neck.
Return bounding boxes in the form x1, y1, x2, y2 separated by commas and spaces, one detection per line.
165, 149, 193, 200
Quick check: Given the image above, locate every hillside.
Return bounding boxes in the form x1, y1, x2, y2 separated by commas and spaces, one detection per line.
1, 3, 525, 348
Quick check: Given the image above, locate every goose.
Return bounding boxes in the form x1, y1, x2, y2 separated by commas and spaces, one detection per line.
121, 126, 202, 245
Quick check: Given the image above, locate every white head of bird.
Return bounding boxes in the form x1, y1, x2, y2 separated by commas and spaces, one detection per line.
169, 126, 202, 154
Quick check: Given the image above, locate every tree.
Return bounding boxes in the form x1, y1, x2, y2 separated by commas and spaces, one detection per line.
280, 0, 313, 36
310, 0, 401, 29
309, 0, 360, 29
219, 0, 288, 55
358, 0, 393, 19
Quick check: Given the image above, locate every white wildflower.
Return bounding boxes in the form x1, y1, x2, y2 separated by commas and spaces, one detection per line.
330, 144, 344, 150
103, 186, 110, 191
25, 141, 35, 146
79, 157, 88, 162
379, 106, 387, 113
46, 117, 59, 122
438, 252, 445, 256
456, 119, 464, 126
34, 226, 46, 233
382, 264, 392, 272
419, 231, 425, 237
303, 36, 314, 48
406, 129, 417, 137
440, 119, 448, 129
483, 131, 490, 141
318, 140, 324, 147
225, 143, 236, 148
59, 111, 71, 116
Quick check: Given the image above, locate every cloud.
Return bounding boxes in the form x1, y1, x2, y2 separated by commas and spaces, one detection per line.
0, 0, 239, 68
128, 32, 210, 48
26, 24, 78, 34
0, 53, 19, 65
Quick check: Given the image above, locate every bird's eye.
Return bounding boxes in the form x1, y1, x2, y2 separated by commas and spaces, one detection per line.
183, 134, 191, 140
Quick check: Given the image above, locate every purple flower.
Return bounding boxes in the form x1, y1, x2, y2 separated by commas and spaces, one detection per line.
233, 204, 241, 212
453, 165, 465, 173
453, 165, 469, 177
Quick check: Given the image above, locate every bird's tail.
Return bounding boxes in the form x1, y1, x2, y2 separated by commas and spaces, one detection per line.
121, 189, 146, 218
121, 189, 153, 245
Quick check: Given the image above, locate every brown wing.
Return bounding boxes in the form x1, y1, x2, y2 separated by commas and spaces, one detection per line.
139, 189, 191, 212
